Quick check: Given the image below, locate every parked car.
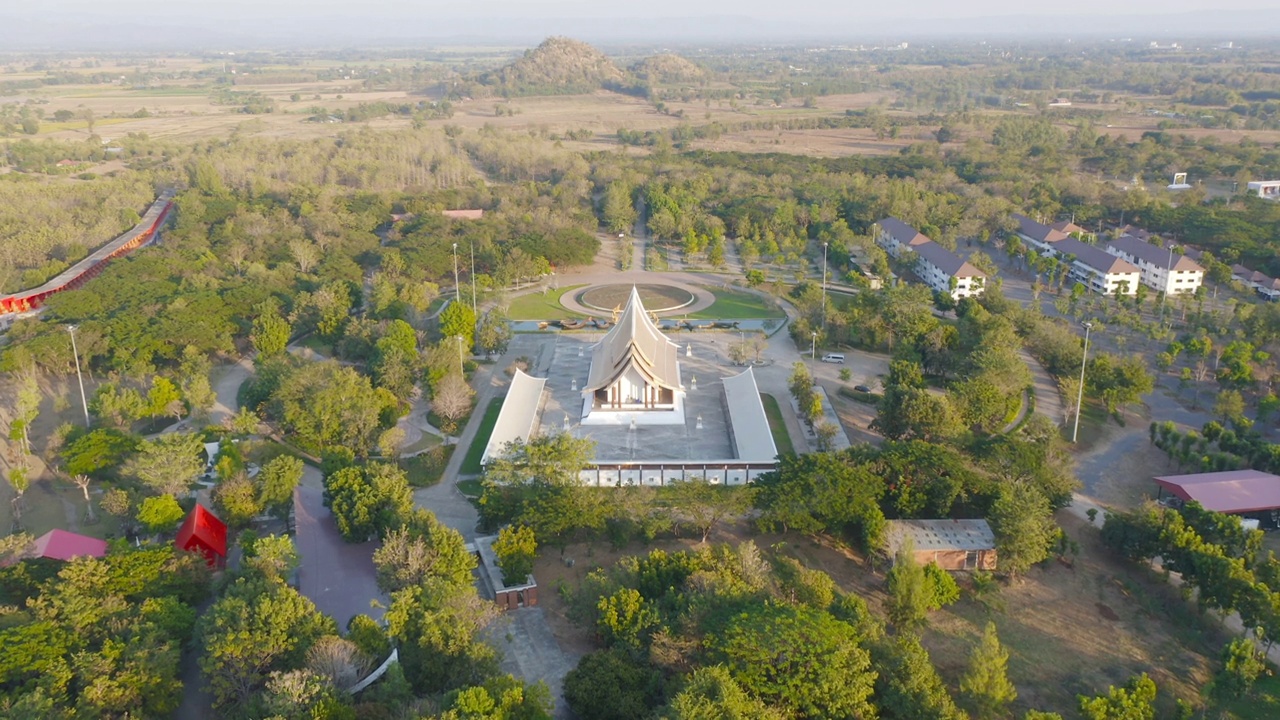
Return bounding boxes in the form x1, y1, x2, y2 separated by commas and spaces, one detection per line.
854, 384, 872, 393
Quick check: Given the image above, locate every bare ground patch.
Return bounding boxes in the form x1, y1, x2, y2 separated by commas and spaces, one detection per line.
533, 511, 1224, 718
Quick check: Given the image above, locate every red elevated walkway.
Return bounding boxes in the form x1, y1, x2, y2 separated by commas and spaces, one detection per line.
0, 190, 175, 314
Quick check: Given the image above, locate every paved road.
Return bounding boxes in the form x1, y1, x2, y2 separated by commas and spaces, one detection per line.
294, 463, 387, 629
209, 357, 254, 427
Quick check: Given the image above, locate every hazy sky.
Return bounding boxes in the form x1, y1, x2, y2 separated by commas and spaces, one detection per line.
15, 0, 1280, 20
4, 0, 1278, 47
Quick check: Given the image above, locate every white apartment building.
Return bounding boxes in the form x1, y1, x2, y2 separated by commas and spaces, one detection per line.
913, 241, 987, 300
1055, 237, 1140, 295
874, 217, 985, 300
1012, 213, 1069, 254
1105, 235, 1204, 295
875, 217, 933, 259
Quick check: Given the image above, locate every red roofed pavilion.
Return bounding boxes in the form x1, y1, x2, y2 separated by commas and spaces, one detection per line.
31, 529, 108, 561
1154, 469, 1280, 515
176, 504, 228, 568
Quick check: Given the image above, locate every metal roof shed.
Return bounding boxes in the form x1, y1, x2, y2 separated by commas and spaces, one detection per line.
1153, 469, 1280, 514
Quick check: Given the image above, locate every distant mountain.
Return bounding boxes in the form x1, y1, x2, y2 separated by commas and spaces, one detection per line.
631, 54, 705, 85
480, 37, 625, 96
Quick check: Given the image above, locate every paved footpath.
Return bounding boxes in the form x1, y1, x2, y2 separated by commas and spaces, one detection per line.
294, 463, 387, 628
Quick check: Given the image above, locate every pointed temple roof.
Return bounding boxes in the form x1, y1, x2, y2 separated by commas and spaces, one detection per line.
583, 286, 683, 393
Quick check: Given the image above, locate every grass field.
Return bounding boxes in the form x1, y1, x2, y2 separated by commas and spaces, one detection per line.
505, 285, 586, 320
400, 431, 442, 456
760, 393, 795, 456
461, 398, 504, 474
1215, 673, 1280, 719
404, 446, 455, 487
688, 289, 785, 319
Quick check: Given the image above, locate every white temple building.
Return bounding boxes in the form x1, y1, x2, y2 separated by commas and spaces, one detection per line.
581, 286, 686, 425
481, 286, 779, 484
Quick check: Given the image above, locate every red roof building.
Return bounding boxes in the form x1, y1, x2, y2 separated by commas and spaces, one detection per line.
1154, 470, 1280, 515
30, 529, 108, 561
176, 504, 228, 568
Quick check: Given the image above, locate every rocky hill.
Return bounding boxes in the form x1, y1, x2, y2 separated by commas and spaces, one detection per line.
482, 37, 624, 95
631, 54, 705, 84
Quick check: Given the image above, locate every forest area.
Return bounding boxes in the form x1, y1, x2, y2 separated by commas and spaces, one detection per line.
3, 35, 1280, 720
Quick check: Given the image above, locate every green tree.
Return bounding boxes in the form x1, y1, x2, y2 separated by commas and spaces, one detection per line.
243, 534, 301, 582
372, 511, 476, 593
788, 361, 815, 410
665, 480, 755, 543
482, 434, 603, 545
924, 562, 961, 609
886, 539, 930, 632
1211, 637, 1266, 700
492, 524, 538, 586
259, 669, 348, 720
90, 382, 147, 428
597, 588, 662, 654
438, 674, 554, 719
258, 455, 305, 524
753, 452, 886, 549
961, 622, 1017, 719
871, 634, 967, 720
136, 495, 186, 534
873, 386, 963, 442
602, 183, 637, 233
214, 474, 263, 531
251, 300, 292, 358
1077, 673, 1158, 720
198, 575, 336, 711
989, 483, 1056, 578
385, 579, 499, 695
323, 463, 414, 542
126, 432, 205, 497
147, 377, 184, 421
476, 311, 514, 355
62, 429, 137, 478
440, 301, 477, 349
659, 665, 784, 720
1214, 389, 1246, 424
275, 361, 394, 456
710, 603, 876, 719
564, 649, 664, 720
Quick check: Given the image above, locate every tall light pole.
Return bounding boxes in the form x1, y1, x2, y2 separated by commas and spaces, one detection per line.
456, 335, 465, 374
811, 331, 817, 360
821, 241, 829, 328
67, 325, 90, 428
469, 241, 477, 316
1159, 242, 1174, 319
452, 242, 460, 303
1071, 321, 1093, 443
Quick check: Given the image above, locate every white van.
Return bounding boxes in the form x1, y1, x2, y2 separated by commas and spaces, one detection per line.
821, 353, 845, 364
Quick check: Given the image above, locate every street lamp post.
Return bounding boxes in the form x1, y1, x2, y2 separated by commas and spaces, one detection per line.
470, 241, 477, 316
811, 331, 817, 360
821, 241, 829, 328
1071, 321, 1093, 443
67, 325, 90, 427
452, 242, 460, 303
1159, 242, 1174, 319
456, 335, 465, 375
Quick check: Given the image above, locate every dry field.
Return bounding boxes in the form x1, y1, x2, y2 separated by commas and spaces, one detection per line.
694, 126, 925, 157
533, 513, 1225, 717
